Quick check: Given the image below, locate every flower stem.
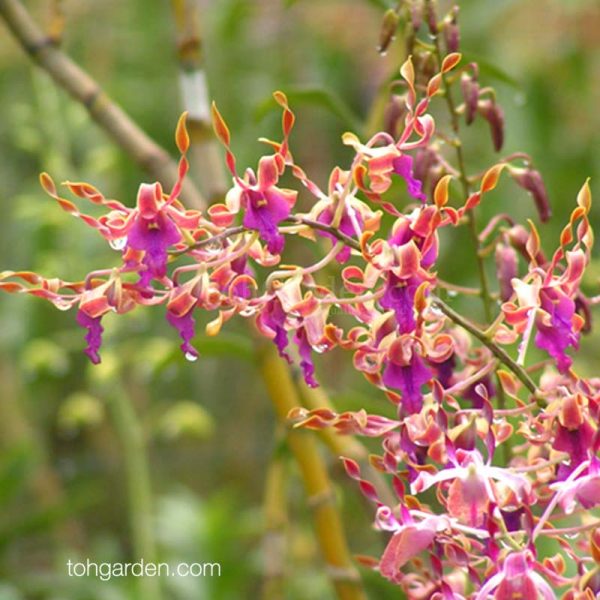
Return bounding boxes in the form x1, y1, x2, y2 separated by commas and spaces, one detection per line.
431, 296, 538, 396
257, 345, 367, 600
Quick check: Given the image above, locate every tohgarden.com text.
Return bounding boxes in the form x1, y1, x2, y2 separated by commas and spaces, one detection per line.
66, 559, 221, 581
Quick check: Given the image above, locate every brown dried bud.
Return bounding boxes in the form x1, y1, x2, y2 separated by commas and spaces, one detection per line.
495, 243, 518, 302
575, 294, 593, 334
478, 99, 505, 152
507, 224, 546, 265
443, 6, 460, 53
509, 167, 552, 222
378, 9, 400, 54
461, 73, 479, 125
383, 94, 407, 138
592, 529, 600, 564
414, 50, 438, 83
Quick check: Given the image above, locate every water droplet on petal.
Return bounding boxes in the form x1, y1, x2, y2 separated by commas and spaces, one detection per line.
184, 352, 198, 362
240, 306, 257, 317
109, 237, 127, 251
55, 301, 72, 311
313, 344, 328, 354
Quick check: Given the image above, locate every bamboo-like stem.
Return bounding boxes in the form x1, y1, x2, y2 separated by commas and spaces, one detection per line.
258, 345, 367, 600
0, 0, 206, 209
261, 436, 288, 600
431, 296, 538, 395
108, 388, 161, 600
169, 0, 228, 201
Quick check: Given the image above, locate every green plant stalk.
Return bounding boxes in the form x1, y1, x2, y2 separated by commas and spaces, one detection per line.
261, 438, 288, 600
432, 296, 538, 396
108, 389, 161, 600
258, 345, 367, 600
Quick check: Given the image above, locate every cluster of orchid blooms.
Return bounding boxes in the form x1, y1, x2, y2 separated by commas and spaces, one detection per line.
2, 4, 600, 597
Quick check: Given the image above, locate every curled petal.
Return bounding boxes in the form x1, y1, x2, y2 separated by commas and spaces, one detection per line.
76, 310, 104, 364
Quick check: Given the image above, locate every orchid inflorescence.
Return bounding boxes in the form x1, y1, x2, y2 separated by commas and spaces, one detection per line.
2, 2, 599, 597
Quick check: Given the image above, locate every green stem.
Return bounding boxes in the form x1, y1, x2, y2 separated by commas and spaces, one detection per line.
427, 0, 493, 323
108, 388, 161, 600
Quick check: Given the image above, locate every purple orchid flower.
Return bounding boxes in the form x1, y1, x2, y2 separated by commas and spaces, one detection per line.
393, 154, 427, 202
126, 183, 183, 287
475, 551, 555, 600
383, 349, 432, 415
76, 310, 104, 365
534, 288, 579, 374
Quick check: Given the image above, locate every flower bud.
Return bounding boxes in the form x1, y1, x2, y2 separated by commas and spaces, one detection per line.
461, 71, 479, 125
478, 99, 505, 152
510, 167, 552, 222
443, 6, 460, 53
495, 243, 518, 301
426, 0, 438, 35
378, 8, 400, 54
383, 94, 407, 138
410, 1, 423, 30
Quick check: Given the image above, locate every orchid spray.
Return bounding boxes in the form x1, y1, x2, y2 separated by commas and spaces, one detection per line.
1, 1, 599, 598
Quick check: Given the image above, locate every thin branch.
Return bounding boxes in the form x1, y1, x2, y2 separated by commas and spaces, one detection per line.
0, 0, 206, 209
169, 216, 361, 257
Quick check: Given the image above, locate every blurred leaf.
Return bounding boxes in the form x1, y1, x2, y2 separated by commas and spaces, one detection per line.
156, 401, 215, 441
57, 392, 105, 435
255, 87, 365, 136
196, 332, 255, 362
21, 338, 70, 377
0, 446, 34, 505
461, 52, 522, 89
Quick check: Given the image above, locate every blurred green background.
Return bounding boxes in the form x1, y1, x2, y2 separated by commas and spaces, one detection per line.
0, 0, 598, 598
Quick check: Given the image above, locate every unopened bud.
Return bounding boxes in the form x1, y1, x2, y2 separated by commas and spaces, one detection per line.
378, 9, 400, 54
495, 243, 518, 302
426, 0, 438, 35
509, 167, 552, 222
461, 73, 479, 125
443, 6, 460, 53
410, 1, 423, 30
478, 99, 505, 152
383, 94, 407, 138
